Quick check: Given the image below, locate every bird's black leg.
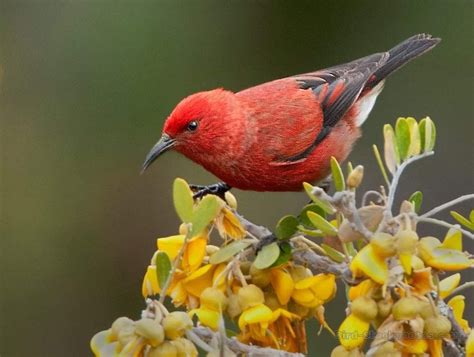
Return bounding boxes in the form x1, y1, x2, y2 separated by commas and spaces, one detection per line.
190, 182, 231, 199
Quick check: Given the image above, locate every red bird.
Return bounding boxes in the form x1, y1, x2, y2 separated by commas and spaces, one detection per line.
143, 34, 439, 194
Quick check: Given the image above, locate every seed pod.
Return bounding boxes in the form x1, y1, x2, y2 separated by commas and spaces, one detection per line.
237, 284, 264, 310
419, 300, 436, 319
162, 312, 193, 340
424, 315, 452, 339
392, 296, 420, 320
351, 296, 378, 322
135, 318, 164, 347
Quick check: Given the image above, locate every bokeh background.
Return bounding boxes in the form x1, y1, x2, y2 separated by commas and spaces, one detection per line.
1, 1, 473, 355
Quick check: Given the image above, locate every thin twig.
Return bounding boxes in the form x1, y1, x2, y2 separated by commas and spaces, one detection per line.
386, 151, 434, 216
447, 281, 474, 299
420, 194, 474, 218
417, 217, 474, 239
193, 326, 305, 357
362, 190, 385, 206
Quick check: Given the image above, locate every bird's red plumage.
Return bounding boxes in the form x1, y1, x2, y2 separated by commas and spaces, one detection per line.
146, 34, 440, 191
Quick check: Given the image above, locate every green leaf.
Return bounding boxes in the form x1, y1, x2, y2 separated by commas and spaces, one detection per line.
226, 329, 238, 338
395, 117, 410, 161
406, 117, 421, 157
321, 243, 345, 263
408, 191, 423, 213
270, 242, 292, 267
173, 178, 194, 223
190, 195, 221, 237
209, 240, 253, 264
372, 144, 390, 186
419, 117, 436, 153
275, 215, 299, 240
347, 162, 353, 176
344, 242, 357, 257
155, 251, 172, 289
253, 242, 281, 269
299, 204, 327, 227
303, 182, 335, 214
450, 211, 474, 230
330, 156, 345, 191
306, 211, 338, 236
470, 209, 474, 223
383, 124, 399, 174
296, 225, 325, 237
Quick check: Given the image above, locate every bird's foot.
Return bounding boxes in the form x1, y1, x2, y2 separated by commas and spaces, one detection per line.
190, 182, 231, 199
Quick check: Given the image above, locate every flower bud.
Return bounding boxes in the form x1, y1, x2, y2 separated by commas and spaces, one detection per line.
162, 312, 193, 340
240, 261, 252, 275
135, 318, 164, 347
264, 292, 281, 311
396, 229, 419, 254
392, 296, 420, 320
424, 315, 451, 339
351, 296, 378, 322
347, 165, 364, 189
331, 345, 363, 357
290, 265, 312, 282
249, 265, 271, 288
224, 191, 238, 209
226, 294, 242, 319
237, 284, 264, 310
419, 300, 436, 319
200, 287, 228, 311
371, 233, 397, 257
372, 341, 401, 357
179, 223, 188, 236
110, 317, 135, 340
148, 341, 178, 357
205, 245, 219, 256
171, 338, 198, 357
377, 299, 393, 319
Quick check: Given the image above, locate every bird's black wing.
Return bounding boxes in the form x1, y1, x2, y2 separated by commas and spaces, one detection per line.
278, 53, 388, 163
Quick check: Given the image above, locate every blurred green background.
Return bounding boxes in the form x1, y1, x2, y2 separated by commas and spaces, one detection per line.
1, 1, 473, 355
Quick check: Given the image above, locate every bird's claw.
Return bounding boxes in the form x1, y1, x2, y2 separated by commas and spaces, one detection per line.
190, 182, 231, 199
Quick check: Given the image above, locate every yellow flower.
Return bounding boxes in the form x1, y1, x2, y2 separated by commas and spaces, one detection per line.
238, 303, 274, 338
348, 279, 379, 301
270, 268, 294, 305
410, 268, 435, 295
439, 273, 461, 299
189, 287, 227, 331
267, 308, 302, 352
418, 236, 473, 271
338, 313, 369, 349
291, 273, 336, 308
90, 329, 118, 357
215, 207, 246, 240
447, 295, 470, 332
350, 244, 388, 284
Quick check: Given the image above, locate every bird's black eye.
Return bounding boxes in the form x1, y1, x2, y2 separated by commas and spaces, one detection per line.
187, 120, 199, 132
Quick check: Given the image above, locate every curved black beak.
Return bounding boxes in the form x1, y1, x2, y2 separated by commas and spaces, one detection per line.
141, 134, 175, 173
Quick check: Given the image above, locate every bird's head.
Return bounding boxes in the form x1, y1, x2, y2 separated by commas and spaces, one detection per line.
142, 89, 239, 172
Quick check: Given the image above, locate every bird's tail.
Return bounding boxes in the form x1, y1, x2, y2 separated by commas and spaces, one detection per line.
370, 34, 441, 87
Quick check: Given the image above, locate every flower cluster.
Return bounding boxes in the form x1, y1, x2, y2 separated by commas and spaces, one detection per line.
91, 300, 197, 356
91, 117, 473, 356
